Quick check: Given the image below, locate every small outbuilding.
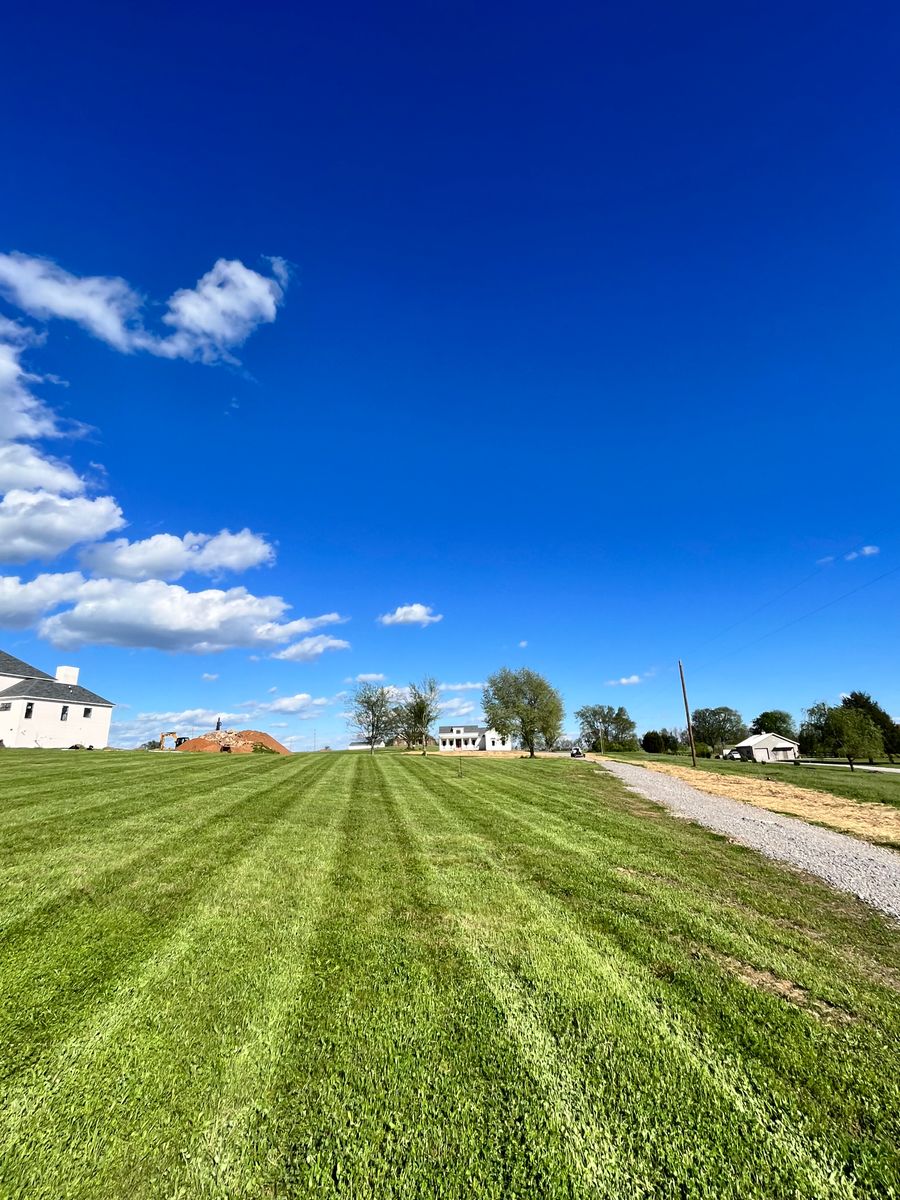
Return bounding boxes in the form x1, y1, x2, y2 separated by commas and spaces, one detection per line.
726, 732, 800, 763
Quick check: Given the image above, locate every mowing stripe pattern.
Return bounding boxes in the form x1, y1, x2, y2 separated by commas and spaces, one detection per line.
0, 751, 897, 1198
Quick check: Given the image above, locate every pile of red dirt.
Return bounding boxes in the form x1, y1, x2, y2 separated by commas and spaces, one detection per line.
175, 729, 291, 755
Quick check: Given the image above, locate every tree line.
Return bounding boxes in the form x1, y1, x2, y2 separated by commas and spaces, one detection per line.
349, 668, 565, 757
349, 673, 898, 771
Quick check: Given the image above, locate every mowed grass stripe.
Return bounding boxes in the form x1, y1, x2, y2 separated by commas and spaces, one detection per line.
231, 755, 599, 1198
0, 753, 331, 931
0, 753, 896, 1197
0, 754, 348, 1200
394, 756, 900, 1196
0, 756, 334, 1082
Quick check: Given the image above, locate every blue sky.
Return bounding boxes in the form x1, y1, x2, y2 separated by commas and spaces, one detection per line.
1, 1, 898, 747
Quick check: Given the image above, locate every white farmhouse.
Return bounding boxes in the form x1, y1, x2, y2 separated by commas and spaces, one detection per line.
727, 731, 800, 763
347, 737, 387, 751
438, 724, 511, 752
0, 650, 114, 749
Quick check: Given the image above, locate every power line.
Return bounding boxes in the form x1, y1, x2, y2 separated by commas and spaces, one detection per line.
694, 561, 900, 674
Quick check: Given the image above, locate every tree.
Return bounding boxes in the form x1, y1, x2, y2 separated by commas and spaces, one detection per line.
641, 730, 664, 754
348, 682, 397, 753
396, 677, 441, 755
841, 692, 900, 762
483, 667, 563, 758
691, 707, 746, 752
658, 728, 680, 754
749, 710, 797, 740
574, 704, 637, 752
825, 707, 884, 770
798, 701, 830, 757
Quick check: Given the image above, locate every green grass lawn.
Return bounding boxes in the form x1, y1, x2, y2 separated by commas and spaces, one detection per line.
604, 751, 900, 808
0, 750, 898, 1198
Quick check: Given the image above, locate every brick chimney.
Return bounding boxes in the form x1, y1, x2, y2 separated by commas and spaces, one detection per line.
55, 665, 79, 685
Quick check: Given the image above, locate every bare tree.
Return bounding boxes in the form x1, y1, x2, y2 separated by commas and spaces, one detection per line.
348, 682, 397, 754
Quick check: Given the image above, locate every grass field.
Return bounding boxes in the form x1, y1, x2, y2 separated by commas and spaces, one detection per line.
605, 751, 900, 808
0, 750, 898, 1198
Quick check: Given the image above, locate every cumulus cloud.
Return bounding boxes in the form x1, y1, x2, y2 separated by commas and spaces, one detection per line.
0, 252, 287, 364
81, 528, 275, 581
347, 672, 385, 682
272, 635, 351, 663
0, 571, 84, 626
0, 443, 83, 495
438, 697, 477, 718
518, 640, 528, 648
35, 577, 345, 653
845, 545, 880, 561
378, 603, 443, 627
261, 693, 330, 716
0, 317, 66, 444
606, 674, 641, 686
0, 489, 124, 563
201, 672, 218, 681
440, 681, 482, 692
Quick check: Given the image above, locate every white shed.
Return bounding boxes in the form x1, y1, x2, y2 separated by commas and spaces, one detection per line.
729, 732, 799, 763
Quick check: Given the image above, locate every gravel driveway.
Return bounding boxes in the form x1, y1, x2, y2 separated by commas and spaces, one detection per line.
601, 759, 900, 921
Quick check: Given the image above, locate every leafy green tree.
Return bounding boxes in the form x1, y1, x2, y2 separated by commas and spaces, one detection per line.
658, 728, 680, 754
483, 667, 564, 758
825, 707, 884, 770
841, 692, 900, 762
691, 707, 746, 752
798, 701, 831, 756
641, 730, 664, 754
749, 710, 797, 740
575, 704, 637, 751
348, 682, 397, 754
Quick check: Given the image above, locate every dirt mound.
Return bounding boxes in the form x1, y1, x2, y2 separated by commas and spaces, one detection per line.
175, 729, 290, 755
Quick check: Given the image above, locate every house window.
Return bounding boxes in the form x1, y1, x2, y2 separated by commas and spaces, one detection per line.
491, 739, 495, 747
83, 707, 92, 719
60, 705, 69, 722
24, 703, 34, 719
0, 702, 10, 712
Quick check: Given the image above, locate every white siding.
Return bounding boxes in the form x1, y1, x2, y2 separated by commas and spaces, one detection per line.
0, 696, 112, 749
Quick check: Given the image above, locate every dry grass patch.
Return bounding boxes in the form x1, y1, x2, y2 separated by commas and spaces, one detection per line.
718, 956, 855, 1024
641, 761, 900, 846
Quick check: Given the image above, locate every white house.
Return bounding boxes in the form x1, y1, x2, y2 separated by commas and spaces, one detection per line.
726, 731, 800, 763
0, 650, 114, 749
347, 738, 386, 751
438, 724, 511, 752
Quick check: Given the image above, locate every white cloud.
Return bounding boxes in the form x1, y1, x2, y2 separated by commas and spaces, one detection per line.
36, 578, 343, 653
518, 640, 528, 648
0, 571, 84, 626
155, 258, 287, 364
860, 545, 880, 557
440, 681, 482, 692
0, 317, 67, 444
201, 673, 218, 681
0, 253, 287, 365
0, 253, 143, 351
272, 635, 351, 663
845, 551, 858, 561
0, 443, 83, 495
262, 693, 330, 716
0, 489, 124, 563
606, 674, 641, 686
817, 556, 835, 565
438, 697, 477, 718
348, 672, 385, 682
81, 528, 275, 581
378, 603, 443, 627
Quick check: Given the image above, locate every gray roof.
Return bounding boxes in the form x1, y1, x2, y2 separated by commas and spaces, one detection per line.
438, 724, 486, 733
0, 650, 54, 681
0, 678, 113, 707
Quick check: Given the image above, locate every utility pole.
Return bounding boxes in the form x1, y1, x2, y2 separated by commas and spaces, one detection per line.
679, 659, 697, 767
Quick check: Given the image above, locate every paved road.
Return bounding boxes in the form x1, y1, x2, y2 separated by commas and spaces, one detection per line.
601, 758, 900, 921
